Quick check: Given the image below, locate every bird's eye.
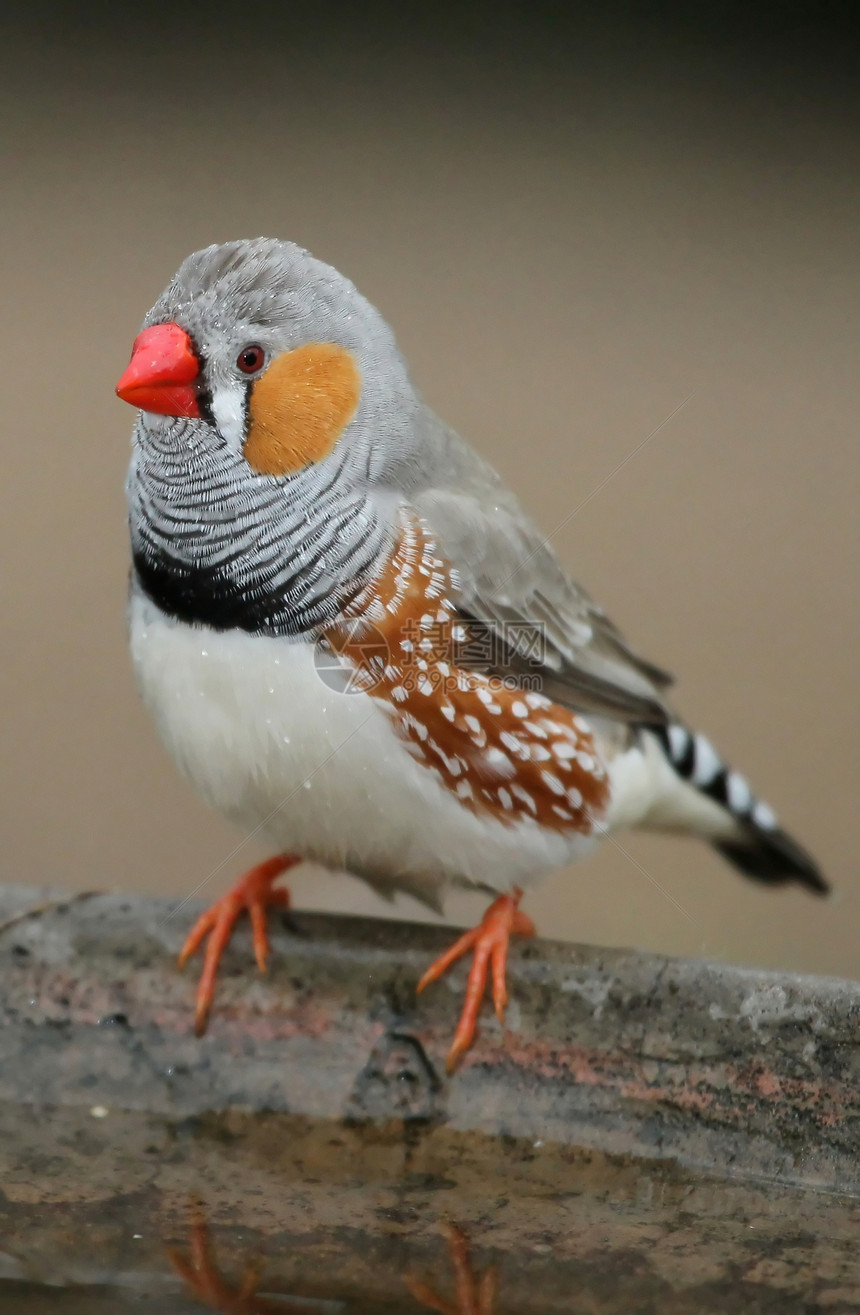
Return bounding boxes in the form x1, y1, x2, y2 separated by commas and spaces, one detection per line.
236, 345, 266, 374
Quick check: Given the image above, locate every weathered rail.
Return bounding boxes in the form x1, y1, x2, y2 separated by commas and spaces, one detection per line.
0, 883, 858, 1192
2, 884, 860, 1310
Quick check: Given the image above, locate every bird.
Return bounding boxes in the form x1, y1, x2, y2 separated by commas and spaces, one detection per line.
116, 238, 827, 1072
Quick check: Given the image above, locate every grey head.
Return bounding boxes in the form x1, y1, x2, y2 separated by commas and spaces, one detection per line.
124, 237, 438, 638
122, 237, 675, 728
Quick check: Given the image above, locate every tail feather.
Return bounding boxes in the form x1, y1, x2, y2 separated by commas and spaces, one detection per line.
650, 722, 828, 897
714, 827, 827, 894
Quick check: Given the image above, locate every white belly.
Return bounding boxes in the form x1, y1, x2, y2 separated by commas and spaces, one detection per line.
129, 592, 594, 905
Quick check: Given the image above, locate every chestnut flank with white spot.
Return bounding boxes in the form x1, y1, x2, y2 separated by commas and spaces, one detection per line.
328, 516, 609, 834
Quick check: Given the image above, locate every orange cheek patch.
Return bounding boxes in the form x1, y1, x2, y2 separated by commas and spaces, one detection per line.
243, 342, 361, 476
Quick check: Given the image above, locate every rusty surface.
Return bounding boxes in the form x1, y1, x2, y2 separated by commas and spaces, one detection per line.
1, 883, 860, 1310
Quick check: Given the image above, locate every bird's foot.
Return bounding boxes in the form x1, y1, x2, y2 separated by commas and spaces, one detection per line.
416, 889, 535, 1072
178, 854, 297, 1036
168, 1203, 278, 1314
406, 1222, 497, 1314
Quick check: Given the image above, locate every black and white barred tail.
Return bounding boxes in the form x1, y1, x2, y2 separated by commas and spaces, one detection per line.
651, 723, 828, 895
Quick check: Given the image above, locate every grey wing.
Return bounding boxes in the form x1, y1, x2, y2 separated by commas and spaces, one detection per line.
414, 487, 672, 725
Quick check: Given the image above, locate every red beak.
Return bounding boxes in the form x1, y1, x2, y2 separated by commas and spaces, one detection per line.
116, 322, 202, 418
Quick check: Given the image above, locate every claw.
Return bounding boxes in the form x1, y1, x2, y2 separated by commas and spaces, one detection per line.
178, 855, 297, 1036
416, 890, 535, 1072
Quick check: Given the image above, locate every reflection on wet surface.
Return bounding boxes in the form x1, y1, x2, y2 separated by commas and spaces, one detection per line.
406, 1223, 497, 1315
168, 1206, 491, 1314
1, 1104, 859, 1312
168, 1203, 326, 1313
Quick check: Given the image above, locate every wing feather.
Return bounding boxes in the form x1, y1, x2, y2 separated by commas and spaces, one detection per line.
414, 487, 671, 725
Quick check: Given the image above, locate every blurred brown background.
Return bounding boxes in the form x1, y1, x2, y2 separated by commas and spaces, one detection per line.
1, 3, 857, 976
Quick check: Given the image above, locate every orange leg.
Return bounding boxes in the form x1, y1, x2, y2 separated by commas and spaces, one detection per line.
406, 1223, 497, 1315
167, 1203, 280, 1314
416, 890, 535, 1073
178, 854, 297, 1036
